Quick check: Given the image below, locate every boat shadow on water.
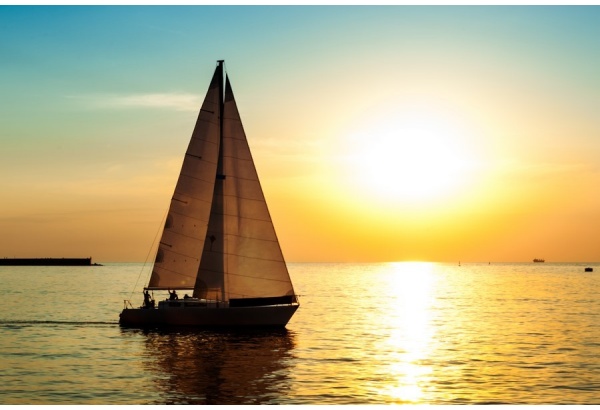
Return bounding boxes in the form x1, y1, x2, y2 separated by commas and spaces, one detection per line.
120, 327, 297, 404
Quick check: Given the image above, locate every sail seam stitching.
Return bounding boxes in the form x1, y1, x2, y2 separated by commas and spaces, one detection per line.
226, 233, 280, 243
199, 266, 290, 283
171, 194, 212, 206
184, 156, 218, 165
163, 230, 207, 241
165, 209, 210, 223
202, 249, 284, 264
153, 266, 197, 279
178, 173, 219, 184
209, 212, 272, 224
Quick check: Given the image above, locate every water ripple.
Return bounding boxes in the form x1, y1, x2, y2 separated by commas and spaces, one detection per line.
1, 262, 599, 404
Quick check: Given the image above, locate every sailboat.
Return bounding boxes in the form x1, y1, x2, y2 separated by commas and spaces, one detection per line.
119, 60, 299, 327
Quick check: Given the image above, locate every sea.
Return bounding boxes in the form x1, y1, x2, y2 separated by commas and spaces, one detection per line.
0, 262, 598, 405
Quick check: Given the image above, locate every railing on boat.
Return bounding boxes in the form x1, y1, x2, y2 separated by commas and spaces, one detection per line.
124, 295, 299, 310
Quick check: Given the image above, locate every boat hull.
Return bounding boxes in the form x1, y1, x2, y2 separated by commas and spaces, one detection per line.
119, 304, 299, 328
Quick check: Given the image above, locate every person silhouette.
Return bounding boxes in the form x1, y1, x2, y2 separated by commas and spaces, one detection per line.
143, 289, 154, 308
168, 289, 178, 300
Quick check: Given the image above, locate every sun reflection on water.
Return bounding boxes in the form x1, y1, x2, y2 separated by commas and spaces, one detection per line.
376, 262, 437, 403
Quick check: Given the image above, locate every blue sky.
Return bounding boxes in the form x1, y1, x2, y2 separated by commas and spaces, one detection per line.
1, 6, 600, 262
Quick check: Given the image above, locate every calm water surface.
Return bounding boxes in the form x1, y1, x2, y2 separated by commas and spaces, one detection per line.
0, 262, 599, 404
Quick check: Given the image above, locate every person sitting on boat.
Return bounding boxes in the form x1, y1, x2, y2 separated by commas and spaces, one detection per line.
184, 293, 191, 299
143, 289, 154, 308
168, 289, 178, 300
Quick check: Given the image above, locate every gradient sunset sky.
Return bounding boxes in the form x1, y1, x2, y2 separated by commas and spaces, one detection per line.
1, 5, 599, 263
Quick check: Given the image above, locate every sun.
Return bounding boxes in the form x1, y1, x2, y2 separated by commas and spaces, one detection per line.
342, 106, 478, 205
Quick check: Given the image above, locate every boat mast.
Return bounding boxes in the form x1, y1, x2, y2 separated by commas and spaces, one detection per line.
216, 59, 227, 303
217, 60, 224, 137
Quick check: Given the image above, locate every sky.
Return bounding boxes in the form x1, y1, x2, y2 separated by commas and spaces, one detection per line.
1, 5, 599, 263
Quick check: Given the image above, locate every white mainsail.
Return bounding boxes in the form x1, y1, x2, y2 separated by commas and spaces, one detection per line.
147, 62, 295, 303
147, 67, 222, 290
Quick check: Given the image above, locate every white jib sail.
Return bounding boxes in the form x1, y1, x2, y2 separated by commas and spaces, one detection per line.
194, 76, 295, 302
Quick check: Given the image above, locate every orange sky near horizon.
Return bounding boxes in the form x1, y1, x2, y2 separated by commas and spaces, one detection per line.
1, 6, 599, 263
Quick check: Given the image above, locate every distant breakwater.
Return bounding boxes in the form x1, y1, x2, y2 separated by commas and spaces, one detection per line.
0, 258, 101, 266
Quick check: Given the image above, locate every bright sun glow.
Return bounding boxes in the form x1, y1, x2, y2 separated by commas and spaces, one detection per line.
343, 107, 478, 204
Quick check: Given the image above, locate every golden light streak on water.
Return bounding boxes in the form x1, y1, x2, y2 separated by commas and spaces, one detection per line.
374, 262, 436, 403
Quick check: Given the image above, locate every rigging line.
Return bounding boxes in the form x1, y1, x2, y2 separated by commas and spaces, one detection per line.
128, 208, 168, 301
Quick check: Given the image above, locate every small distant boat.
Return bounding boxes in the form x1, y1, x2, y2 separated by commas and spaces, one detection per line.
585, 267, 593, 272
119, 61, 299, 328
533, 258, 545, 263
